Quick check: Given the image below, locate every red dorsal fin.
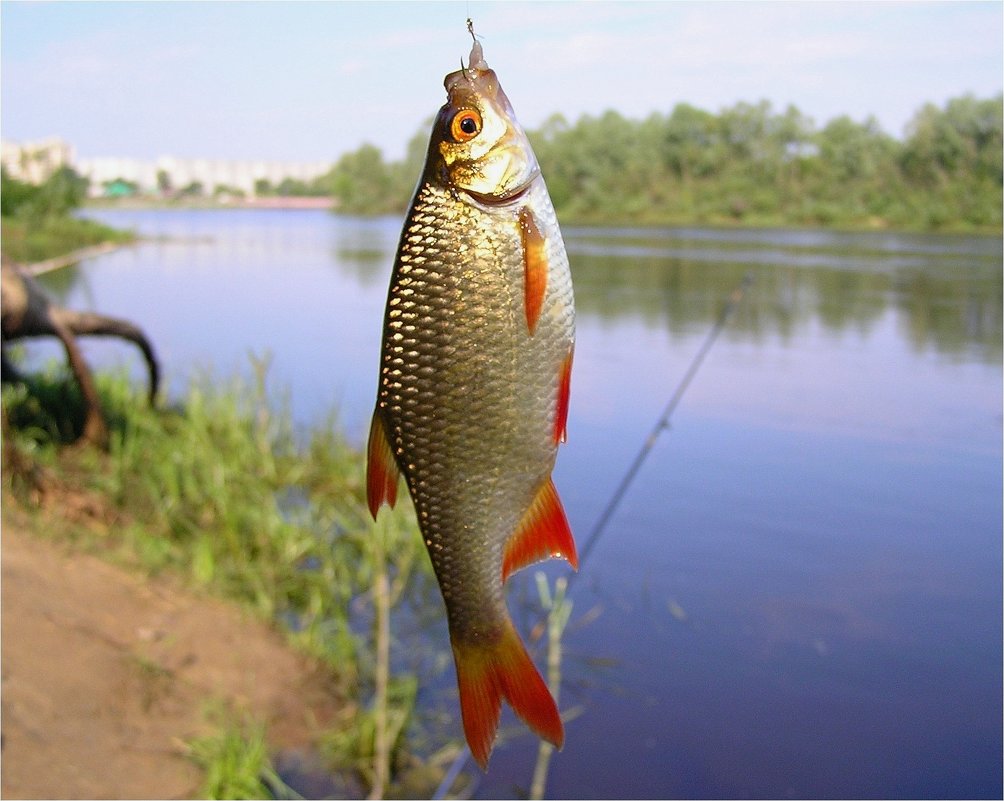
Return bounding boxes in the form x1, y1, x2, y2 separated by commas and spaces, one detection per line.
519, 206, 548, 335
502, 478, 578, 582
554, 346, 573, 445
366, 409, 399, 519
452, 616, 563, 771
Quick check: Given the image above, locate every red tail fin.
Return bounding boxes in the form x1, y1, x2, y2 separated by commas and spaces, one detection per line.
452, 617, 563, 770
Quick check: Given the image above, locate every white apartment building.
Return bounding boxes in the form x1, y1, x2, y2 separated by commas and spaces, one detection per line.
1, 137, 76, 184
76, 154, 331, 197
3, 137, 330, 198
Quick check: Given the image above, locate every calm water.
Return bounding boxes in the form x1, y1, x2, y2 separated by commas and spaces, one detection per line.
29, 208, 1003, 798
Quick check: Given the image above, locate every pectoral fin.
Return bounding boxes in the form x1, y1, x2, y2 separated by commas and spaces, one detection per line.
502, 478, 578, 582
366, 409, 399, 518
519, 206, 548, 335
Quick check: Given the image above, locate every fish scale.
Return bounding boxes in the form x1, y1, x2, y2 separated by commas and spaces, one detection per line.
367, 34, 576, 769
381, 181, 569, 621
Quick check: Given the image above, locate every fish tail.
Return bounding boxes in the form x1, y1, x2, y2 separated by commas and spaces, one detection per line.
451, 617, 563, 770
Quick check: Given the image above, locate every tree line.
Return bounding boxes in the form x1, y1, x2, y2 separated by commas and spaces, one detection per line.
326, 93, 1002, 232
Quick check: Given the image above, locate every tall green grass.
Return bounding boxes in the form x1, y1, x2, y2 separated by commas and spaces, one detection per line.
2, 357, 446, 796
187, 704, 298, 800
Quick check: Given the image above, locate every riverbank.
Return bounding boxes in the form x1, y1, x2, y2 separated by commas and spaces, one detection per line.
1, 362, 451, 799
0, 214, 135, 266
1, 496, 350, 799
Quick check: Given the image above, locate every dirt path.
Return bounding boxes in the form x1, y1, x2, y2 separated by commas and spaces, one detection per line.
1, 506, 346, 799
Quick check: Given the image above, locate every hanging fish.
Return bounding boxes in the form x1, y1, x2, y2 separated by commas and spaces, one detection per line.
366, 27, 577, 770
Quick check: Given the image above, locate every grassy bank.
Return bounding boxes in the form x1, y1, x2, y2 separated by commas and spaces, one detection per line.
1, 359, 459, 797
1, 214, 135, 265
2, 166, 135, 264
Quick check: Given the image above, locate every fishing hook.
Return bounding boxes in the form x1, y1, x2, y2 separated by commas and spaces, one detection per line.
461, 17, 478, 77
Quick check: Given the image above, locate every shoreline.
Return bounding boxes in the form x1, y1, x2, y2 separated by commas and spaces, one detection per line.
86, 195, 335, 212
81, 199, 1003, 237
22, 241, 134, 276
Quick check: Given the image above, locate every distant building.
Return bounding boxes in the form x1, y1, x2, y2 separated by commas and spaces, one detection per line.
2, 136, 330, 198
76, 154, 331, 198
75, 155, 159, 195
1, 137, 76, 183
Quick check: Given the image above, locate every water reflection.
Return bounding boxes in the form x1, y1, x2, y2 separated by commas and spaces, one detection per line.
59, 210, 1001, 366
564, 228, 1002, 363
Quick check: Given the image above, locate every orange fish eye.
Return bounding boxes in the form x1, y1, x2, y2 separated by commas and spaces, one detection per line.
450, 109, 482, 142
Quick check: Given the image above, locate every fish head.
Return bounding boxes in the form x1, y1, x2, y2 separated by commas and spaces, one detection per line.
429, 40, 540, 204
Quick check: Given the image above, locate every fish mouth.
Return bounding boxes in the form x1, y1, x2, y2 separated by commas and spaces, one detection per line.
464, 169, 539, 206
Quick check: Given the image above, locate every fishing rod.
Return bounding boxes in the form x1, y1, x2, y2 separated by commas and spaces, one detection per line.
433, 271, 755, 799
573, 271, 754, 572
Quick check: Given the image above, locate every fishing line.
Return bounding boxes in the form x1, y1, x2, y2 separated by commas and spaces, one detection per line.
432, 272, 754, 799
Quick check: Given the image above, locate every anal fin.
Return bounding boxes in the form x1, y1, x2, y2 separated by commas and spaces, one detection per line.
366, 409, 399, 519
452, 616, 563, 771
502, 478, 578, 582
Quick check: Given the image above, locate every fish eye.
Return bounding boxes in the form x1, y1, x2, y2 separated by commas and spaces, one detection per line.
450, 109, 482, 142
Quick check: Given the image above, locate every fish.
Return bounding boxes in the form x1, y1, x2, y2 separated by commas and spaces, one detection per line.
366, 30, 577, 770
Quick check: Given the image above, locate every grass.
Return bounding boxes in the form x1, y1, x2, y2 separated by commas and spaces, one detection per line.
187, 704, 297, 800
1, 357, 448, 797
1, 214, 134, 264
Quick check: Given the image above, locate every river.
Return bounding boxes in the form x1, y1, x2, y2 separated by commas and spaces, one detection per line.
23, 208, 1003, 799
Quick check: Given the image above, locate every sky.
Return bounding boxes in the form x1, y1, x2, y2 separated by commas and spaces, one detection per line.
2, 1, 1001, 164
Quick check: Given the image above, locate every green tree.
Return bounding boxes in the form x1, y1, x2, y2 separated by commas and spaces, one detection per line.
901, 94, 1003, 182
900, 94, 1003, 227
1, 166, 88, 219
324, 93, 1001, 232
1, 168, 39, 217
661, 103, 720, 180
329, 143, 395, 214
156, 169, 172, 195
816, 115, 892, 182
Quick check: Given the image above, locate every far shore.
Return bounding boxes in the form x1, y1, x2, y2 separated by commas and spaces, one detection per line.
86, 195, 335, 211
79, 196, 1004, 237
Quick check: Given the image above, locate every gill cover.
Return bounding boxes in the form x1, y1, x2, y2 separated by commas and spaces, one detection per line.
431, 40, 540, 202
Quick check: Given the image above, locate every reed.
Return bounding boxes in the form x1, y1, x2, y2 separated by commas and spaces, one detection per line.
529, 573, 574, 800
